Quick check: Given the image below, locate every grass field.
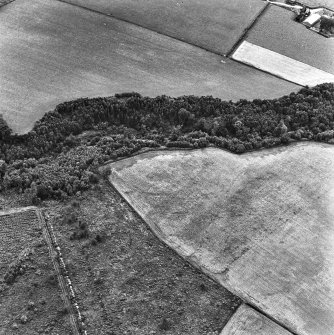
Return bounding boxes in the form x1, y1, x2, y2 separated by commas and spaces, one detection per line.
0, 0, 298, 134
61, 0, 266, 55
246, 6, 334, 74
109, 143, 334, 335
45, 181, 241, 335
0, 208, 72, 334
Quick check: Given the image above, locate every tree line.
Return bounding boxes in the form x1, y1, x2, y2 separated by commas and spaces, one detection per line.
0, 83, 333, 202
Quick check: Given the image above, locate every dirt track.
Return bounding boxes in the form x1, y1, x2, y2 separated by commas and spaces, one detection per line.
0, 0, 297, 134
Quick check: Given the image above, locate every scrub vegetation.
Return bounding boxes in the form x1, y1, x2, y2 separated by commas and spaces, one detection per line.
0, 83, 334, 203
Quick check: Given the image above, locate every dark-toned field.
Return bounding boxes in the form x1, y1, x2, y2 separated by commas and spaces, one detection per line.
0, 0, 298, 134
0, 208, 72, 335
45, 180, 241, 335
61, 0, 266, 55
247, 6, 334, 74
109, 143, 334, 335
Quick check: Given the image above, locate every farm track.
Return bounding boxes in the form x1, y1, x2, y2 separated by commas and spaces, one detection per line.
37, 209, 85, 335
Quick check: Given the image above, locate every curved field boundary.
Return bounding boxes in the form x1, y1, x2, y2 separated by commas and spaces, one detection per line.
232, 41, 334, 86
108, 144, 334, 335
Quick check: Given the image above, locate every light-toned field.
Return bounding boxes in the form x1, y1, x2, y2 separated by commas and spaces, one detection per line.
220, 304, 292, 335
232, 41, 334, 86
246, 6, 334, 75
0, 0, 298, 134
58, 0, 266, 55
109, 143, 334, 335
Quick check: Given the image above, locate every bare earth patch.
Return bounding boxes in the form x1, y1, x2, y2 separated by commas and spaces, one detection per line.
0, 208, 72, 335
109, 143, 334, 335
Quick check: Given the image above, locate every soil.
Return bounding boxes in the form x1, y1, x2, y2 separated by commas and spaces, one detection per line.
0, 209, 73, 335
43, 180, 241, 335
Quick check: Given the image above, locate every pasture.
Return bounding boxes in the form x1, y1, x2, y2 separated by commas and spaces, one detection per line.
0, 208, 72, 334
109, 143, 334, 335
246, 6, 334, 74
0, 0, 297, 134
57, 0, 266, 55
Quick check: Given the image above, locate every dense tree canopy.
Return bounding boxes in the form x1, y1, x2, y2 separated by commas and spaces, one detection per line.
1, 83, 334, 202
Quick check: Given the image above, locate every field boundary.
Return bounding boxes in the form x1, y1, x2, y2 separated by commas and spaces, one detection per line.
54, 0, 228, 57
106, 176, 299, 335
226, 2, 270, 57
0, 0, 15, 8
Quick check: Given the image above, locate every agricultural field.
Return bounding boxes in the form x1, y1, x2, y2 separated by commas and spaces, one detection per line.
303, 0, 334, 9
232, 41, 334, 86
246, 6, 334, 74
221, 304, 292, 335
0, 208, 73, 334
61, 0, 266, 55
109, 143, 334, 335
0, 0, 298, 134
44, 181, 241, 335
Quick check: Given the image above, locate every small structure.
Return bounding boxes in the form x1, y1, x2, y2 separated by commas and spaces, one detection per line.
265, 0, 334, 37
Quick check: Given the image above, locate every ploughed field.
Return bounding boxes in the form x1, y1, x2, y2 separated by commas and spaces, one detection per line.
61, 0, 266, 55
0, 0, 298, 134
109, 143, 334, 335
0, 208, 72, 334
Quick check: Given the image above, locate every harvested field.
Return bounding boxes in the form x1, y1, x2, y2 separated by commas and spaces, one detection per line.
46, 181, 241, 335
232, 41, 334, 86
109, 143, 334, 335
246, 6, 334, 75
0, 208, 72, 334
0, 0, 298, 134
61, 0, 266, 55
